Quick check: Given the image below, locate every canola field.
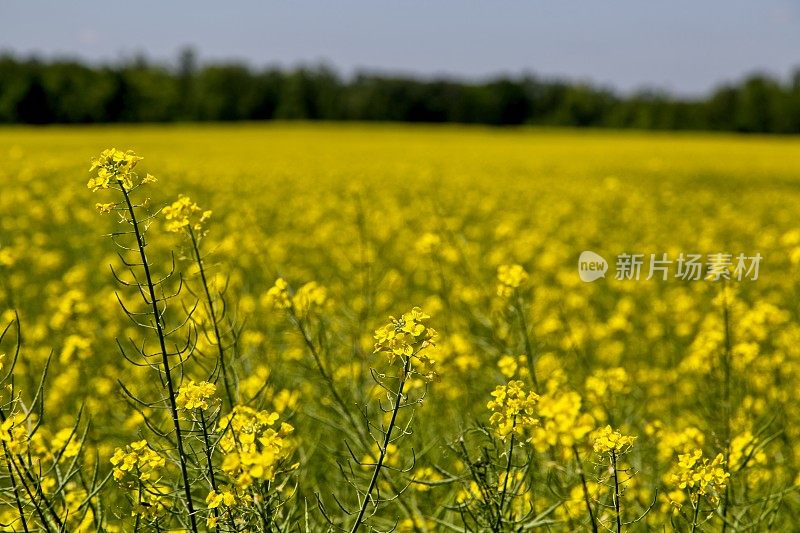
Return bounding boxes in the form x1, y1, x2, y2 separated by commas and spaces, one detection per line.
1, 123, 800, 531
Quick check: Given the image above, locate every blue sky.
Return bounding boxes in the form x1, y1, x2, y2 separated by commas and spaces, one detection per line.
1, 1, 799, 96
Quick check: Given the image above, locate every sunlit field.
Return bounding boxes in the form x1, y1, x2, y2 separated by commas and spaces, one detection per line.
2, 123, 800, 531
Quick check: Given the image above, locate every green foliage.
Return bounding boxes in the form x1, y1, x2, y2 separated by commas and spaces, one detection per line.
2, 51, 800, 132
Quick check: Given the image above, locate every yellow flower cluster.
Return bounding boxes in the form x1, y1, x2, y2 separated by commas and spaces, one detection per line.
585, 367, 630, 403
496, 264, 528, 298
134, 484, 171, 520
175, 380, 216, 411
50, 289, 90, 330
206, 488, 239, 528
30, 426, 81, 460
415, 232, 442, 254
218, 405, 295, 490
95, 202, 116, 214
646, 422, 705, 462
373, 307, 437, 364
291, 281, 328, 318
531, 391, 595, 452
0, 413, 29, 455
87, 148, 152, 191
497, 354, 529, 379
110, 440, 166, 481
265, 278, 292, 309
162, 195, 212, 233
206, 488, 237, 509
592, 425, 637, 454
265, 278, 328, 317
487, 380, 539, 440
729, 431, 767, 472
670, 450, 729, 505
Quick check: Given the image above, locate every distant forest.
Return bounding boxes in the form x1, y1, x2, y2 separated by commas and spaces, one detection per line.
2, 50, 800, 133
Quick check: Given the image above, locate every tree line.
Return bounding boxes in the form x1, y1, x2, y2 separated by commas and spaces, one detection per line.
1, 51, 799, 133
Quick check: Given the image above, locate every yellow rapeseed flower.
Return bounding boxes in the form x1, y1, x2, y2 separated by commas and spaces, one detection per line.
497, 264, 528, 297
162, 195, 212, 233
109, 440, 165, 482
487, 380, 539, 440
175, 380, 217, 411
87, 148, 143, 191
592, 425, 636, 454
373, 307, 437, 365
670, 449, 729, 505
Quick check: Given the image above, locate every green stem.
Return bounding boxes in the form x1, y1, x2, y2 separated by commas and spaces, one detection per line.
290, 300, 422, 531
515, 293, 538, 390
189, 227, 235, 408
134, 478, 142, 533
0, 409, 59, 531
496, 418, 517, 530
690, 499, 701, 533
120, 184, 198, 532
199, 410, 221, 526
573, 445, 598, 533
350, 355, 412, 532
290, 309, 360, 431
611, 450, 622, 533
3, 444, 33, 532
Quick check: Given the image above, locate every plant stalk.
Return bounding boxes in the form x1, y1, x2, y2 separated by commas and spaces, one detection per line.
120, 184, 198, 532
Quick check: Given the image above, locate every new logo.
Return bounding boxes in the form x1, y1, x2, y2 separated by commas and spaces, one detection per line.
578, 251, 608, 282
